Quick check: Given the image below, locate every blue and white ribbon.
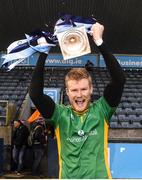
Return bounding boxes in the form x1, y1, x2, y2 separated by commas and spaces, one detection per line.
2, 14, 96, 71
2, 31, 56, 70
54, 14, 97, 35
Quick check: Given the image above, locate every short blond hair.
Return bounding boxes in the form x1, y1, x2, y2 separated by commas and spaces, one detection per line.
65, 68, 92, 87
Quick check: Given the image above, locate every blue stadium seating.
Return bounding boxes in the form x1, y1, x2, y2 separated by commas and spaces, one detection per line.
0, 67, 142, 128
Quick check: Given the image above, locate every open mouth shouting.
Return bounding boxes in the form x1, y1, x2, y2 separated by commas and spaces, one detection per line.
72, 97, 89, 112
75, 98, 86, 107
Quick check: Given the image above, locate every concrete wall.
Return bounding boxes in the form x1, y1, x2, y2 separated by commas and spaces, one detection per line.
0, 126, 12, 172
109, 128, 142, 142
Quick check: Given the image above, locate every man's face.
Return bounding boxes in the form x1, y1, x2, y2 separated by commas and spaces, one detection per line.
14, 121, 20, 128
66, 78, 93, 112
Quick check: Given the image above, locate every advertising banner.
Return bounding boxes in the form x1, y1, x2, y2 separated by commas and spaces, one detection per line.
0, 53, 98, 67
100, 54, 142, 68
109, 143, 142, 178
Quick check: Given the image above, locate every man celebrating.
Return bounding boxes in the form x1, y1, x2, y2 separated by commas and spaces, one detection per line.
29, 22, 125, 178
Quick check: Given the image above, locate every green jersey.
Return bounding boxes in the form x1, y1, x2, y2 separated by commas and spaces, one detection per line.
50, 96, 116, 179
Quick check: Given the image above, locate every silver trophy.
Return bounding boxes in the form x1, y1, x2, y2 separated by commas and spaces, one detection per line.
57, 26, 91, 60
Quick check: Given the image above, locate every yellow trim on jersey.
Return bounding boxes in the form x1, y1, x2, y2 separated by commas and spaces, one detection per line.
55, 127, 62, 179
73, 108, 88, 115
104, 119, 112, 179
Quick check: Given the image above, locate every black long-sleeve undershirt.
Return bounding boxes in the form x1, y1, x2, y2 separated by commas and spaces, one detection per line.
29, 42, 125, 119
98, 43, 125, 107
29, 53, 55, 118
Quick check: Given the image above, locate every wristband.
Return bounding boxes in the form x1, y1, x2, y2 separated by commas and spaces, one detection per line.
94, 39, 103, 46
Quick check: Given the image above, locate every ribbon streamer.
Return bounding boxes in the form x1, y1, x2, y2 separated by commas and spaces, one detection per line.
7, 58, 26, 71
2, 14, 96, 71
2, 31, 56, 70
54, 14, 97, 35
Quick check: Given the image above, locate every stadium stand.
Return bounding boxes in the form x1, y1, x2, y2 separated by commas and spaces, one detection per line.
0, 67, 33, 120
0, 65, 142, 179
0, 66, 142, 128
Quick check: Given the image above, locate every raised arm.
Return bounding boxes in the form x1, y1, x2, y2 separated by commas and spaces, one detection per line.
29, 53, 55, 118
91, 23, 126, 107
